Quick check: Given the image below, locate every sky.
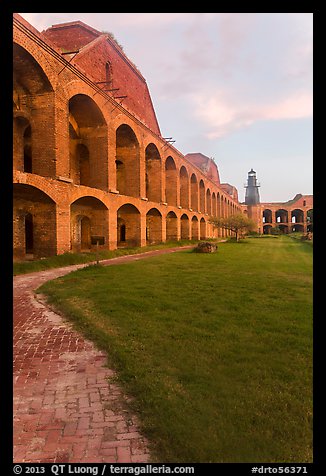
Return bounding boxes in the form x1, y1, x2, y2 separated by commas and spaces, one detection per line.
18, 12, 313, 203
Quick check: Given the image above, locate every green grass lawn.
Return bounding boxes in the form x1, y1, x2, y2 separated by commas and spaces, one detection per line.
37, 235, 313, 463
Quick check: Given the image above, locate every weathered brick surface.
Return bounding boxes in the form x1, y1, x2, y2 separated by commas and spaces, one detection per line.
243, 194, 313, 234
13, 259, 158, 463
13, 14, 241, 260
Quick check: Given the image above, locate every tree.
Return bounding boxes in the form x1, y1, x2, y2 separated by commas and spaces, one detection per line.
209, 213, 255, 241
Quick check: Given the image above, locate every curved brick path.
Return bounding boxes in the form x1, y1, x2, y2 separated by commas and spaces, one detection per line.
13, 246, 193, 463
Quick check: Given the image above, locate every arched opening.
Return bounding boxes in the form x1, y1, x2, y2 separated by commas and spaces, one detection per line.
278, 224, 289, 234
69, 94, 108, 190
291, 209, 304, 224
200, 218, 206, 239
117, 218, 126, 243
181, 214, 190, 240
212, 192, 217, 217
165, 157, 177, 206
117, 203, 141, 247
180, 166, 189, 209
206, 189, 212, 215
199, 180, 205, 213
70, 196, 109, 252
191, 216, 199, 240
190, 174, 198, 211
145, 144, 161, 202
276, 209, 288, 224
80, 216, 91, 251
146, 208, 162, 244
13, 43, 55, 178
13, 184, 56, 260
263, 209, 272, 224
217, 193, 221, 217
13, 115, 30, 172
116, 124, 140, 198
76, 144, 90, 186
166, 211, 178, 241
291, 224, 304, 233
263, 225, 273, 235
115, 160, 125, 194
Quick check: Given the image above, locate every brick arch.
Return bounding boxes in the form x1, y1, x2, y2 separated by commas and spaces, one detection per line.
146, 207, 163, 244
70, 196, 109, 252
68, 92, 108, 192
165, 152, 183, 180
13, 183, 57, 259
145, 143, 162, 203
179, 164, 191, 177
117, 202, 141, 214
275, 208, 289, 223
60, 80, 109, 119
13, 38, 58, 91
116, 123, 141, 198
199, 179, 205, 213
117, 203, 141, 247
166, 211, 178, 241
69, 193, 109, 209
180, 165, 190, 209
180, 213, 190, 240
200, 217, 207, 239
69, 93, 107, 128
13, 41, 58, 179
13, 109, 32, 123
263, 209, 273, 224
206, 188, 212, 215
13, 175, 58, 204
211, 192, 217, 217
164, 156, 177, 207
191, 215, 199, 240
112, 116, 142, 145
219, 194, 224, 218
190, 173, 199, 212
291, 208, 304, 224
143, 137, 162, 153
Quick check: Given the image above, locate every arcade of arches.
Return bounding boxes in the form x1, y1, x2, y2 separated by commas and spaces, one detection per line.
13, 15, 242, 260
13, 15, 312, 261
261, 205, 313, 234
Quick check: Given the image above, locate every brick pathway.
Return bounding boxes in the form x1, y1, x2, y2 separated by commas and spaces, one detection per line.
13, 247, 192, 463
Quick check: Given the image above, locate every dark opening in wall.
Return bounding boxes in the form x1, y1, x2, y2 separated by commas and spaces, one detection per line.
25, 213, 33, 254
23, 126, 32, 173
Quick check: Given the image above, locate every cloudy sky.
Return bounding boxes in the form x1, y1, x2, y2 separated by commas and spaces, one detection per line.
19, 12, 313, 202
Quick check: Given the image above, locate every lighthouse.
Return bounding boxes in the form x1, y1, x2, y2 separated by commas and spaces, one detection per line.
245, 169, 260, 205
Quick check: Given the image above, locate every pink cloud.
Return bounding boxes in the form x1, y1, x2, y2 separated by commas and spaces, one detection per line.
192, 89, 313, 139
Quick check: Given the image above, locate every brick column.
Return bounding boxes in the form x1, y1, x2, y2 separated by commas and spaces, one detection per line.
108, 209, 117, 250
56, 203, 71, 255
162, 214, 167, 242
140, 212, 147, 247
161, 160, 166, 204
54, 93, 70, 178
175, 172, 181, 207
31, 92, 56, 178
139, 147, 146, 199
